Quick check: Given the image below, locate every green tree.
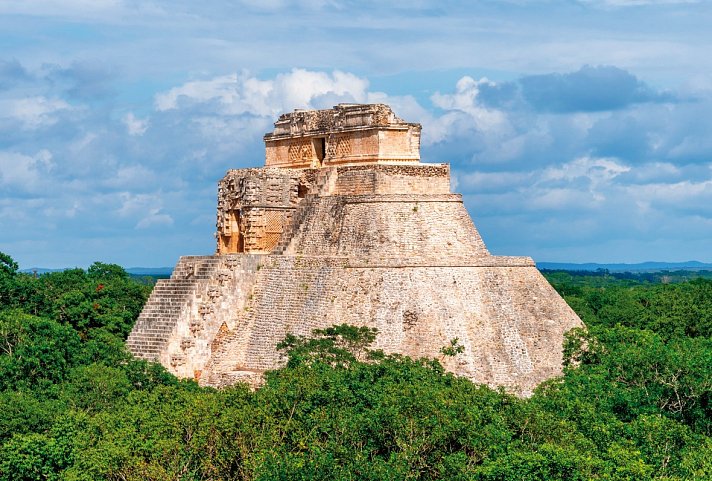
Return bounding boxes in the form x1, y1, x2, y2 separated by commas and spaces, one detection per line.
0, 310, 81, 391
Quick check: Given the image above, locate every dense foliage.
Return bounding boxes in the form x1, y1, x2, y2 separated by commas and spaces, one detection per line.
544, 270, 712, 339
0, 254, 710, 480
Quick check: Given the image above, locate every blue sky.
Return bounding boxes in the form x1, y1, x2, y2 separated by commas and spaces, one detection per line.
1, 0, 711, 268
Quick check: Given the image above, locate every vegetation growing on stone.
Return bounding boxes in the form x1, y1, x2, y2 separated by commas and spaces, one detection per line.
0, 252, 711, 480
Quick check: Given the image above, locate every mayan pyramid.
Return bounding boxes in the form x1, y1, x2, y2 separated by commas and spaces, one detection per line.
127, 104, 583, 395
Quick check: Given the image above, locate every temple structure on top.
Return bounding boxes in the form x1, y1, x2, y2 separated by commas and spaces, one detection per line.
127, 103, 583, 397
264, 104, 421, 168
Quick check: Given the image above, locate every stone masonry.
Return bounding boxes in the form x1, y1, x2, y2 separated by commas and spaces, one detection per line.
127, 103, 583, 396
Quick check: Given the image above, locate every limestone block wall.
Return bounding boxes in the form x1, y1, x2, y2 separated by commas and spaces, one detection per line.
375, 128, 420, 162
201, 256, 582, 396
265, 138, 322, 169
326, 129, 378, 164
331, 164, 450, 195
283, 194, 490, 258
265, 129, 420, 168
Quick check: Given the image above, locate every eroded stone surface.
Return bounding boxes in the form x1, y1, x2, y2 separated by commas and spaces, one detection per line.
127, 103, 583, 396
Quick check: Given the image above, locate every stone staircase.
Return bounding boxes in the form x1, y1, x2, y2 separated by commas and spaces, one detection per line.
271, 199, 313, 255
314, 167, 337, 196
127, 256, 221, 361
272, 168, 335, 255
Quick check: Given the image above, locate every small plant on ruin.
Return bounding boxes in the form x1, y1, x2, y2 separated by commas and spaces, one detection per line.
440, 337, 465, 357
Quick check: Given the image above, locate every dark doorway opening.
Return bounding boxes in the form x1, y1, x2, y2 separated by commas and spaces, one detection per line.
313, 137, 326, 166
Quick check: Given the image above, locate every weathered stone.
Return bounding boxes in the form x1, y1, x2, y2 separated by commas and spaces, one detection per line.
264, 104, 421, 168
126, 103, 583, 396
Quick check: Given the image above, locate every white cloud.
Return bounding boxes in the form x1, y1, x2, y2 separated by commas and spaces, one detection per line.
123, 112, 149, 136
271, 69, 369, 110
154, 69, 370, 117
154, 73, 242, 112
528, 187, 598, 211
136, 209, 174, 229
431, 76, 508, 135
456, 170, 532, 192
0, 0, 125, 19
0, 150, 54, 192
117, 192, 160, 217
621, 161, 680, 183
0, 97, 73, 129
541, 156, 630, 186
102, 165, 157, 190
114, 192, 174, 229
627, 179, 712, 207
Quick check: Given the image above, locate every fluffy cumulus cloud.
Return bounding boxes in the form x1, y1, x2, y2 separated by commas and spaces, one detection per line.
414, 65, 712, 261
154, 69, 370, 116
1, 59, 712, 266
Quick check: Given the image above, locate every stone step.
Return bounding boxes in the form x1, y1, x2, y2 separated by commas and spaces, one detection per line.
127, 339, 165, 347
129, 330, 174, 338
133, 316, 179, 324
127, 341, 164, 350
140, 306, 186, 312
131, 329, 174, 335
131, 323, 176, 331
147, 301, 196, 307
147, 293, 193, 298
135, 327, 176, 334
147, 291, 194, 296
128, 331, 171, 339
144, 296, 191, 301
130, 354, 160, 361
129, 351, 160, 359
150, 287, 195, 291
126, 345, 162, 353
132, 320, 176, 327
138, 315, 183, 321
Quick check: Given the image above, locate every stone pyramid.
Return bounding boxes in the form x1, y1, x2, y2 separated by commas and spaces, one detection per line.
127, 104, 583, 395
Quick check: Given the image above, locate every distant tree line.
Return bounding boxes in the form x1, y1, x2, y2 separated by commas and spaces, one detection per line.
0, 252, 710, 480
544, 270, 712, 339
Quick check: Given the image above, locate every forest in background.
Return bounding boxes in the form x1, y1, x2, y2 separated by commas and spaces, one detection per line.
0, 251, 710, 480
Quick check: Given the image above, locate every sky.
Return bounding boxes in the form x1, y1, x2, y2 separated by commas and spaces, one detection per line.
1, 0, 711, 268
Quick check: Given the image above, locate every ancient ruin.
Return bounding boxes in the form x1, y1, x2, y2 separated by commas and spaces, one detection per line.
127, 103, 583, 396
